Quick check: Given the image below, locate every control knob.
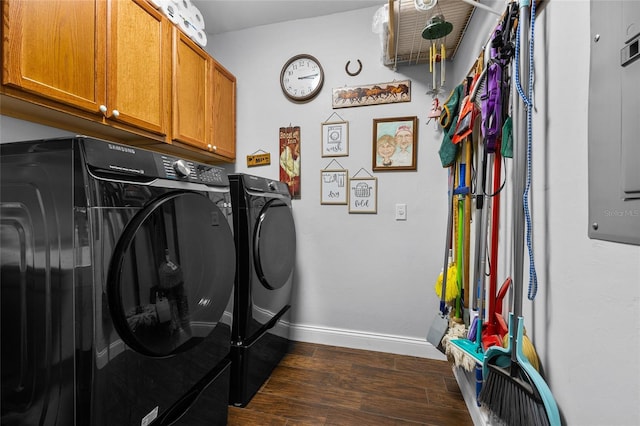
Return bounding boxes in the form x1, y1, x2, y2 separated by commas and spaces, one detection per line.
172, 159, 191, 177
268, 181, 277, 191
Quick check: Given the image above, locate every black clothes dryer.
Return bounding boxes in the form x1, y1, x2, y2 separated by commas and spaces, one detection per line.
228, 174, 296, 407
1, 137, 236, 426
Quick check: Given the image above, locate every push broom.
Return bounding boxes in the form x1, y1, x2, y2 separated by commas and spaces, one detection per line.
478, 1, 560, 424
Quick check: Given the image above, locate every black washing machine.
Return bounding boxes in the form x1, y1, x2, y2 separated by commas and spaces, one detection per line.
1, 137, 235, 425
228, 173, 296, 407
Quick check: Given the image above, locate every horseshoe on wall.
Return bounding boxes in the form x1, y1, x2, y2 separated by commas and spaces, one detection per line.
345, 59, 362, 76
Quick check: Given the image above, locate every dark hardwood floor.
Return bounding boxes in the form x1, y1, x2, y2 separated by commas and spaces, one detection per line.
227, 341, 473, 425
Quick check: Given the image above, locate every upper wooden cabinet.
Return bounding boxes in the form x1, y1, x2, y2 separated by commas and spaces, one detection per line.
107, 0, 171, 136
211, 60, 236, 160
172, 29, 210, 150
172, 30, 236, 160
2, 0, 107, 112
2, 0, 170, 136
1, 0, 236, 163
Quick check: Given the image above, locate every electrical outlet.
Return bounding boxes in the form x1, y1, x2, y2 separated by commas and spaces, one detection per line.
395, 203, 407, 220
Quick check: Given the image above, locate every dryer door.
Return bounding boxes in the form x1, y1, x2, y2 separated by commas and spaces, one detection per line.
253, 198, 296, 290
107, 191, 235, 357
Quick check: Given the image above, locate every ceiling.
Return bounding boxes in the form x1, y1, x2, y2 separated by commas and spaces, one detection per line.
190, 1, 384, 35
187, 0, 476, 66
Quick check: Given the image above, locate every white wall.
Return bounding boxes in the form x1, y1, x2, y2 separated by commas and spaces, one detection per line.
527, 2, 639, 425
207, 6, 449, 359
0, 115, 75, 142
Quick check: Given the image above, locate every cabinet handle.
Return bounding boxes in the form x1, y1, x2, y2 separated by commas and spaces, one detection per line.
99, 105, 107, 116
111, 110, 120, 119
212, 145, 217, 151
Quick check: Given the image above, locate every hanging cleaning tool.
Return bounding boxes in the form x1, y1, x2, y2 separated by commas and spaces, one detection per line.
452, 153, 470, 323
478, 1, 560, 424
434, 249, 458, 302
448, 72, 488, 403
474, 5, 519, 352
463, 130, 472, 319
451, 73, 482, 323
481, 146, 504, 351
427, 167, 455, 352
449, 125, 489, 367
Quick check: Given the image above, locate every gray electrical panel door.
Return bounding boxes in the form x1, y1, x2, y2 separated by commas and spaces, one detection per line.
588, 0, 640, 245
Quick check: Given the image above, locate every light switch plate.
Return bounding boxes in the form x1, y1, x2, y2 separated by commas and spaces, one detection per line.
395, 203, 407, 220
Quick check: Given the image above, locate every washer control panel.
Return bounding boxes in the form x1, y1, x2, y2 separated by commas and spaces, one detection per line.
81, 137, 228, 187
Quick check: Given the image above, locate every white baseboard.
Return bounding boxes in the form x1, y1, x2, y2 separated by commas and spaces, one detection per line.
289, 323, 447, 360
452, 366, 491, 426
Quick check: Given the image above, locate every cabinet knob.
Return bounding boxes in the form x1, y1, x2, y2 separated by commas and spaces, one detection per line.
212, 145, 217, 151
98, 105, 119, 119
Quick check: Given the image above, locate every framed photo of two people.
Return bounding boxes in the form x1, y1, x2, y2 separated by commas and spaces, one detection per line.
372, 116, 418, 171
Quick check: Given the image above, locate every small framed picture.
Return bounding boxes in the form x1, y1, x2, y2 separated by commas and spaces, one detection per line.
320, 169, 348, 205
321, 121, 349, 157
372, 116, 418, 171
349, 177, 377, 214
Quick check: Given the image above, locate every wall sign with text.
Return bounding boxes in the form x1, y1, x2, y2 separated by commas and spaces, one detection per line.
349, 177, 377, 214
320, 169, 348, 205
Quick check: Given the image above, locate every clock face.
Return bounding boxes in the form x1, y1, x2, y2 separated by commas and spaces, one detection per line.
280, 54, 324, 102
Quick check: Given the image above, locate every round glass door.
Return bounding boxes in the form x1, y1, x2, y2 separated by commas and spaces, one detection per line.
253, 198, 296, 290
107, 191, 235, 357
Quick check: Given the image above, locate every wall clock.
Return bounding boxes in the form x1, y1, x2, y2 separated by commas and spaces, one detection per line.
280, 54, 324, 103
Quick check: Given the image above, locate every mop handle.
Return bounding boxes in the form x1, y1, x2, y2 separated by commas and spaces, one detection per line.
471, 145, 488, 312
440, 168, 455, 314
510, 0, 531, 364
488, 148, 502, 322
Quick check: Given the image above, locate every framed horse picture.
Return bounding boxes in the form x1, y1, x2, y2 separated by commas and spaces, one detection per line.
332, 80, 411, 109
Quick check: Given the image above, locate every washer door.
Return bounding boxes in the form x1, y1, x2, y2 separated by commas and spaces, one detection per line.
107, 191, 235, 357
253, 198, 296, 290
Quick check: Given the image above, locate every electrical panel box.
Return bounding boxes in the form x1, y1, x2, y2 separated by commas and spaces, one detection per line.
588, 0, 640, 245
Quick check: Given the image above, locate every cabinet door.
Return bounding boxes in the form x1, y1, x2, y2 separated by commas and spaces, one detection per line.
107, 0, 170, 135
172, 29, 210, 151
211, 61, 236, 160
2, 0, 106, 113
